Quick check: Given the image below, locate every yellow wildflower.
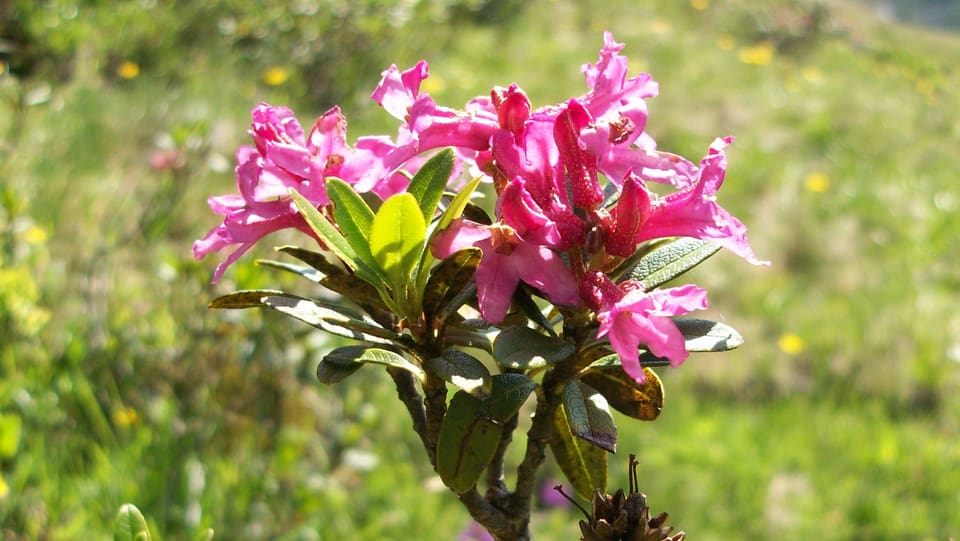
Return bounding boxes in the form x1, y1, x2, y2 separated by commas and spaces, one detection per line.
778, 333, 804, 355
117, 61, 140, 79
263, 66, 290, 86
113, 407, 140, 428
738, 42, 775, 65
804, 172, 830, 193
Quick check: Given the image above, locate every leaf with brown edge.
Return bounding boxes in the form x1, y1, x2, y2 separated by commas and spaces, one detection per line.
423, 247, 481, 324
550, 389, 608, 500
580, 365, 664, 421
209, 289, 285, 309
561, 381, 617, 453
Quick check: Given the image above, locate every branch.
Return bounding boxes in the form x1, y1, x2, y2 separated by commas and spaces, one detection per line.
485, 412, 518, 499
511, 376, 560, 513
422, 371, 448, 461
387, 367, 433, 465
459, 488, 522, 541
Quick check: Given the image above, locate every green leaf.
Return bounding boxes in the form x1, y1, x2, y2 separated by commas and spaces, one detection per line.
260, 294, 404, 344
325, 178, 390, 286
550, 394, 608, 499
580, 366, 664, 421
276, 245, 347, 277
626, 237, 722, 290
422, 248, 481, 323
588, 351, 671, 369
674, 318, 743, 351
435, 284, 479, 327
208, 289, 286, 309
289, 189, 360, 272
426, 349, 493, 398
434, 176, 483, 234
407, 148, 455, 223
369, 193, 426, 293
585, 318, 743, 371
481, 373, 538, 423
255, 259, 323, 282
512, 286, 558, 337
560, 382, 617, 453
289, 189, 384, 288
326, 177, 375, 238
436, 390, 503, 493
325, 345, 425, 381
414, 176, 485, 301
493, 326, 575, 370
114, 503, 151, 541
441, 320, 493, 352
316, 357, 363, 384
274, 246, 393, 317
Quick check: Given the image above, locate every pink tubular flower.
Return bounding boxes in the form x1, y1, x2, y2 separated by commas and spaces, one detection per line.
360, 61, 498, 194
431, 219, 581, 324
634, 137, 769, 266
555, 99, 603, 210
194, 104, 359, 282
602, 172, 651, 257
581, 271, 708, 383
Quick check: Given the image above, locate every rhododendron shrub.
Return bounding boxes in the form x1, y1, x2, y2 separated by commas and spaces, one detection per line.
196, 32, 766, 541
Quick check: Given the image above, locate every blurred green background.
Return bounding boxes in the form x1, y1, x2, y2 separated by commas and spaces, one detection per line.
1, 0, 958, 539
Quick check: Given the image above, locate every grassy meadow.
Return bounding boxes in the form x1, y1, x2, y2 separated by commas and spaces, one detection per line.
1, 0, 959, 539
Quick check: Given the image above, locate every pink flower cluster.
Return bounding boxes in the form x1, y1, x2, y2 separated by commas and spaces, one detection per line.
195, 32, 767, 382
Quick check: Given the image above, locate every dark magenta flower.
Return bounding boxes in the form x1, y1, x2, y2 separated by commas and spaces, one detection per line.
581, 271, 708, 383
365, 61, 498, 195
431, 218, 581, 324
633, 137, 769, 266
194, 104, 355, 282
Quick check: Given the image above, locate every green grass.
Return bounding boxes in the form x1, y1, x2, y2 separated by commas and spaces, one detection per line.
2, 0, 959, 539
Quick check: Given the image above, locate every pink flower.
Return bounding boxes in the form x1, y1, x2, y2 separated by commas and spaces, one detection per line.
634, 137, 769, 266
602, 172, 651, 257
431, 219, 581, 324
362, 61, 498, 195
194, 104, 359, 282
581, 271, 708, 383
554, 99, 603, 210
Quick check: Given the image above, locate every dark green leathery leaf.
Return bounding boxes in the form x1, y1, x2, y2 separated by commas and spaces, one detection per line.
626, 237, 721, 290
436, 390, 503, 493
323, 345, 425, 381
493, 326, 575, 370
422, 247, 481, 323
426, 349, 493, 398
560, 381, 617, 453
580, 366, 664, 421
550, 386, 608, 499
480, 373, 537, 423
673, 318, 743, 351
209, 289, 286, 309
